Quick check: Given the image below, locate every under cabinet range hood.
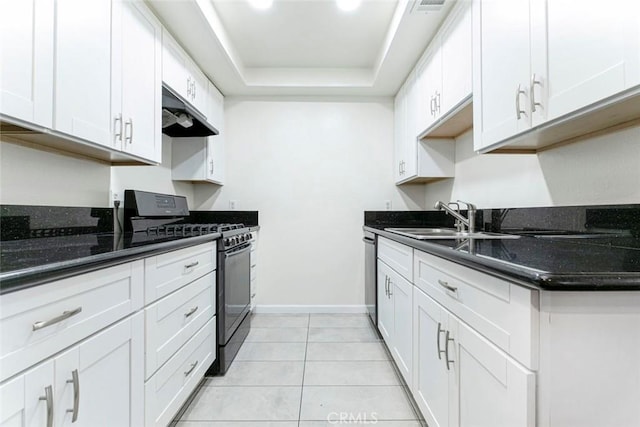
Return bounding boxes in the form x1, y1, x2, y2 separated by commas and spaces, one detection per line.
161, 86, 218, 138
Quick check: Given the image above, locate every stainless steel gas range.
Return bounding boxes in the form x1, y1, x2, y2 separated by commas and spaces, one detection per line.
123, 190, 252, 375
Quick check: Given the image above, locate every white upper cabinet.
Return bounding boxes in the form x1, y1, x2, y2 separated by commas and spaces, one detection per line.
171, 80, 225, 185
162, 29, 207, 116
440, 2, 472, 116
0, 0, 53, 128
54, 0, 113, 147
473, 0, 640, 152
472, 0, 534, 151
417, 0, 472, 138
207, 82, 225, 184
542, 0, 640, 121
393, 84, 407, 183
113, 0, 162, 163
420, 46, 442, 132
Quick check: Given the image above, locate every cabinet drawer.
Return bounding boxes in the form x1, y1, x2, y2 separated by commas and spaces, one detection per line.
413, 250, 539, 369
378, 237, 413, 282
144, 317, 215, 427
145, 272, 216, 379
144, 241, 216, 304
0, 261, 144, 382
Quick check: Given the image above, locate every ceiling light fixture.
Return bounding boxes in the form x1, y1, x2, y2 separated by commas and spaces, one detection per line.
336, 0, 362, 12
248, 0, 273, 10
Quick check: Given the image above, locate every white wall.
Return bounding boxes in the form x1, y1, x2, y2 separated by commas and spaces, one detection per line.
425, 124, 640, 208
193, 98, 416, 310
110, 135, 195, 206
0, 137, 111, 206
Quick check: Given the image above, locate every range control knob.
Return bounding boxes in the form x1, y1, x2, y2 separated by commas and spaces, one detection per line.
224, 238, 231, 246
240, 235, 246, 242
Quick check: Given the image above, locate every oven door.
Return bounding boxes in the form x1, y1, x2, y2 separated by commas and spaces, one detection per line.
222, 242, 251, 343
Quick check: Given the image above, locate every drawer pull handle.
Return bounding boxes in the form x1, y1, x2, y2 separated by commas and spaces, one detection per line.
437, 279, 457, 293
445, 330, 455, 371
184, 360, 198, 376
66, 369, 80, 422
184, 306, 199, 318
184, 261, 199, 269
33, 307, 83, 331
39, 385, 54, 427
437, 322, 446, 360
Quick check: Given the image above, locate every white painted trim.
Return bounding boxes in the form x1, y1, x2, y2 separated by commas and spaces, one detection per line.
253, 305, 368, 314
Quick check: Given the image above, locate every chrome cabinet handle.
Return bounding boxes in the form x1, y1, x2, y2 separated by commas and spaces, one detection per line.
531, 73, 542, 113
184, 306, 199, 318
437, 279, 457, 293
113, 114, 122, 143
429, 96, 435, 115
435, 91, 441, 114
192, 81, 196, 99
33, 307, 82, 331
187, 77, 191, 97
39, 385, 54, 427
66, 369, 80, 422
445, 330, 455, 370
437, 322, 445, 360
184, 360, 198, 376
184, 261, 199, 269
124, 119, 133, 144
209, 159, 214, 174
515, 84, 526, 120
387, 279, 393, 297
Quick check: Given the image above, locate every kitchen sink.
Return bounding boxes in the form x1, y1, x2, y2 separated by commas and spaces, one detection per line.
384, 228, 521, 240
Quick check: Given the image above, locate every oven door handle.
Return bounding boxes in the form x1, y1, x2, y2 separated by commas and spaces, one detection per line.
225, 243, 251, 257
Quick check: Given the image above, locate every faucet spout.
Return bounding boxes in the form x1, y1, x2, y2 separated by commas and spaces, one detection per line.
435, 200, 476, 233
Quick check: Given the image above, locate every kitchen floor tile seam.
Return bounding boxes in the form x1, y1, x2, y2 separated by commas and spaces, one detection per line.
297, 320, 311, 427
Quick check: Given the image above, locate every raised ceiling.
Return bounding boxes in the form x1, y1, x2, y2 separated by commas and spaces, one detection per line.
148, 0, 454, 97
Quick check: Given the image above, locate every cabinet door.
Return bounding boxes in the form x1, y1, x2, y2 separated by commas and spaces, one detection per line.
413, 288, 450, 427
393, 87, 406, 183
472, 0, 532, 151
162, 29, 188, 100
541, 0, 640, 122
421, 46, 442, 131
187, 60, 208, 116
390, 271, 413, 388
377, 261, 394, 343
0, 361, 54, 427
120, 0, 162, 163
440, 2, 472, 115
54, 0, 112, 147
402, 71, 419, 180
453, 317, 536, 427
54, 314, 144, 427
0, 0, 53, 128
207, 82, 225, 184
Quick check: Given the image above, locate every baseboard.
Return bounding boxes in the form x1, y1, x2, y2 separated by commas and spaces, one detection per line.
253, 305, 368, 314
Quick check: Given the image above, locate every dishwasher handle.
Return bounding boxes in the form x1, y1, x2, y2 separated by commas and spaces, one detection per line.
363, 237, 375, 244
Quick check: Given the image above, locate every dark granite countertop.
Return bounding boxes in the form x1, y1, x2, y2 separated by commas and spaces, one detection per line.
364, 206, 640, 291
0, 232, 220, 295
0, 205, 260, 294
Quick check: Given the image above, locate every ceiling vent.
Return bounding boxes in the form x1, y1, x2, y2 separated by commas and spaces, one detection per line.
411, 0, 446, 13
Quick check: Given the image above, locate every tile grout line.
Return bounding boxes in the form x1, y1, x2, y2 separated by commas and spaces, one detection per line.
297, 313, 311, 427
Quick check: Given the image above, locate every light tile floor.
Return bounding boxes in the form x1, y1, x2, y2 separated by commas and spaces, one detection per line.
175, 313, 424, 427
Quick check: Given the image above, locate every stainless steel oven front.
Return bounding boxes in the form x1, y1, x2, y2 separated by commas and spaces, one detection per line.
209, 237, 252, 375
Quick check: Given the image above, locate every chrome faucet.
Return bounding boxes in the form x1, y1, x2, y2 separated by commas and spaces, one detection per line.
435, 200, 477, 233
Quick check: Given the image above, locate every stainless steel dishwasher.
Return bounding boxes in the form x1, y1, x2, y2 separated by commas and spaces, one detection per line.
363, 230, 377, 327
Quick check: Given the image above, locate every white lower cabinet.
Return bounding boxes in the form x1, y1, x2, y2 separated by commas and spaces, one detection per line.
145, 317, 216, 427
53, 313, 144, 427
0, 360, 54, 427
413, 286, 536, 427
377, 259, 413, 387
0, 313, 144, 427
